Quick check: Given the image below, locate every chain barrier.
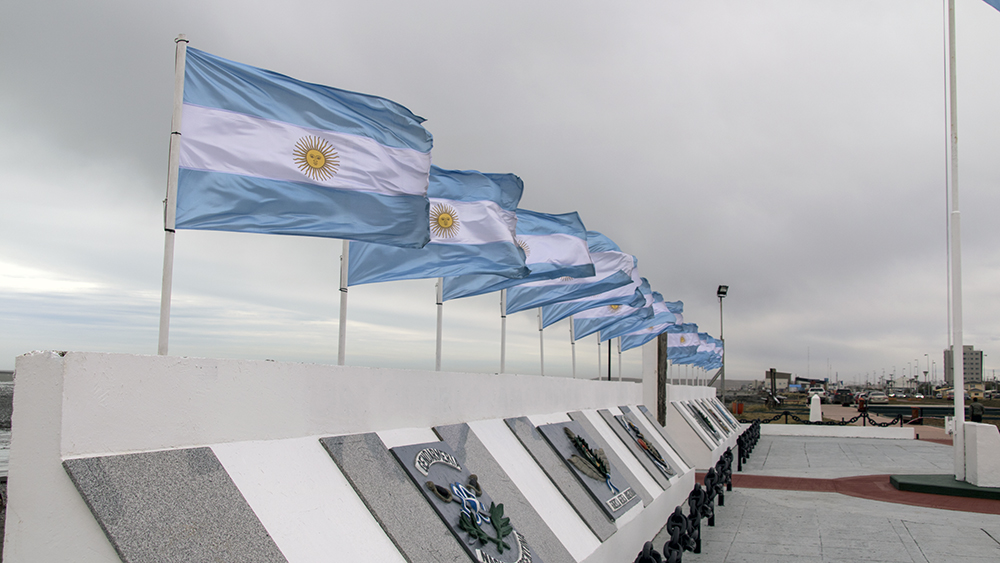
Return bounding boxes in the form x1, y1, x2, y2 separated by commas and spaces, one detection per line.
737, 409, 904, 428
634, 423, 753, 563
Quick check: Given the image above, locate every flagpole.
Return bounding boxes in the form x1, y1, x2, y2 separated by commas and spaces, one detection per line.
338, 240, 349, 365
946, 0, 965, 480
537, 308, 544, 376
436, 278, 444, 371
569, 315, 576, 378
615, 337, 620, 381
500, 289, 507, 373
158, 34, 189, 356
597, 339, 601, 380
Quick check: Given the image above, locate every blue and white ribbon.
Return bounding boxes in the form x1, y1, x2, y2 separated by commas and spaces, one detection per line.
451, 482, 491, 525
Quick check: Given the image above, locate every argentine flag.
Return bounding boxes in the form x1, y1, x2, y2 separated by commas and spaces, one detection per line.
666, 324, 701, 359
540, 258, 645, 328
176, 48, 433, 247
620, 321, 699, 353
347, 167, 528, 285
441, 209, 594, 301
601, 292, 677, 341
505, 231, 635, 315
571, 278, 654, 340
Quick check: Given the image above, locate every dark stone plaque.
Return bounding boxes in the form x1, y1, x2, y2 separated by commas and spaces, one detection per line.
63, 447, 286, 563
609, 409, 677, 483
671, 401, 718, 449
320, 433, 468, 563
434, 423, 575, 563
536, 420, 641, 520
504, 417, 616, 541
696, 398, 734, 434
566, 411, 654, 507
686, 401, 723, 441
706, 398, 740, 431
634, 405, 694, 470
392, 441, 541, 563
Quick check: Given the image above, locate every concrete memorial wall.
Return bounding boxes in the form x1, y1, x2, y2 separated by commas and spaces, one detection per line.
3, 346, 730, 562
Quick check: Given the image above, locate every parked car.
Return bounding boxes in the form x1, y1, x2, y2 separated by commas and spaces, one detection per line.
867, 391, 889, 404
914, 393, 924, 400
832, 388, 854, 405
807, 387, 828, 404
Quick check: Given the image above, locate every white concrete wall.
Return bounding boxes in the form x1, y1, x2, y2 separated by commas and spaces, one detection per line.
5, 351, 651, 562
964, 422, 1000, 488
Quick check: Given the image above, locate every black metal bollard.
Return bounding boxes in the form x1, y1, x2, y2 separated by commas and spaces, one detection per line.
633, 541, 663, 563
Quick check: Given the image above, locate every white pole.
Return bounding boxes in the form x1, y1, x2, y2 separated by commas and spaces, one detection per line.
569, 316, 577, 378
500, 289, 507, 373
157, 34, 189, 356
338, 240, 349, 365
617, 337, 622, 381
538, 307, 544, 376
436, 278, 444, 371
946, 0, 966, 480
597, 339, 602, 380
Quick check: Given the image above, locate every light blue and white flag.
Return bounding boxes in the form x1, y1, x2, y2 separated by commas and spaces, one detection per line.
620, 321, 699, 353
441, 209, 594, 301
666, 324, 701, 359
505, 231, 635, 315
595, 285, 669, 342
541, 259, 644, 328
572, 278, 654, 340
347, 166, 528, 285
674, 333, 719, 367
176, 48, 433, 247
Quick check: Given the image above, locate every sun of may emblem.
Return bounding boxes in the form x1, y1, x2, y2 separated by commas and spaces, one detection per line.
431, 203, 460, 238
679, 336, 687, 344
608, 304, 621, 312
516, 238, 530, 257
293, 135, 340, 181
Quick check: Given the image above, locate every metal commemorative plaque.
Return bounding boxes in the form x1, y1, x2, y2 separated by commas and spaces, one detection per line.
536, 420, 640, 520
391, 441, 541, 563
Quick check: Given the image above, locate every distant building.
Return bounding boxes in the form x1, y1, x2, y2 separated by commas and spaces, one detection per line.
763, 370, 791, 391
944, 345, 982, 385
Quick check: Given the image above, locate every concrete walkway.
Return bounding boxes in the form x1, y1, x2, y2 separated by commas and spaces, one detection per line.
651, 435, 1000, 562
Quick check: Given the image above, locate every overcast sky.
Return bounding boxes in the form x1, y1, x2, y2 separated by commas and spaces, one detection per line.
2, 1, 999, 386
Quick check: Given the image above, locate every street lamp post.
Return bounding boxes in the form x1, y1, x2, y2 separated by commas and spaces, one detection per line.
718, 285, 728, 404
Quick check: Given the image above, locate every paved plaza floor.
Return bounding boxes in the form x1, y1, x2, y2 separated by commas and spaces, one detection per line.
652, 436, 1000, 563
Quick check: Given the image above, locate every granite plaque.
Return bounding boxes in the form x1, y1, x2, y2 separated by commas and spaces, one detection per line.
671, 401, 718, 448
320, 433, 468, 563
504, 417, 617, 542
63, 447, 286, 563
634, 405, 694, 469
686, 401, 723, 440
610, 409, 676, 481
708, 397, 740, 428
392, 441, 541, 563
434, 423, 575, 563
595, 410, 671, 491
566, 411, 654, 507
536, 420, 640, 520
697, 398, 734, 434
681, 400, 721, 442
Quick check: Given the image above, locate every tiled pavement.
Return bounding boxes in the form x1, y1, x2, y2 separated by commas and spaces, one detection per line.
652, 436, 1000, 563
